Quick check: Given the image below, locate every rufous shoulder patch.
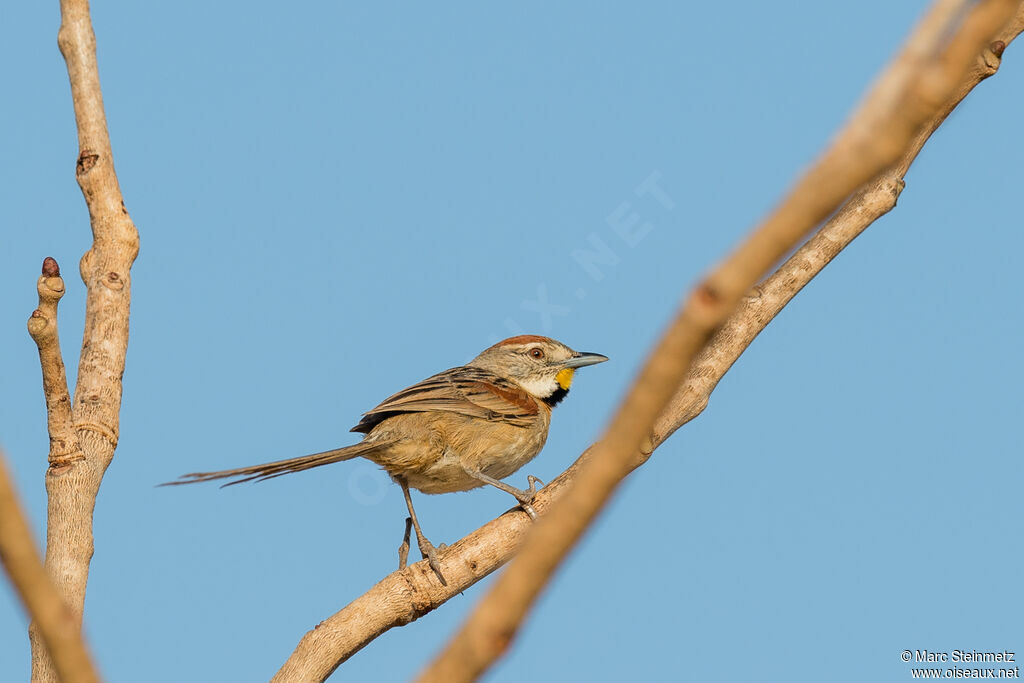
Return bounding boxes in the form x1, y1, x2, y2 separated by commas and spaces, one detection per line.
470, 380, 540, 415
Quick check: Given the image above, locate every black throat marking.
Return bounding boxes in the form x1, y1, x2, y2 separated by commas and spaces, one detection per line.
543, 386, 569, 407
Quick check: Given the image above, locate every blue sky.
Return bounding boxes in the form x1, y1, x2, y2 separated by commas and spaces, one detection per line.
2, 2, 1022, 681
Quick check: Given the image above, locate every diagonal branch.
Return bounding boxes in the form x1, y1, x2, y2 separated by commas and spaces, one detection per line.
419, 2, 1022, 680
272, 4, 1024, 680
26, 1, 141, 681
652, 31, 1018, 449
0, 451, 100, 683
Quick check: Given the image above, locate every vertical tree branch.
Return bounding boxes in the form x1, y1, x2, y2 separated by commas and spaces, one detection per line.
0, 451, 100, 683
25, 255, 90, 678
418, 1, 1020, 681
25, 1, 141, 680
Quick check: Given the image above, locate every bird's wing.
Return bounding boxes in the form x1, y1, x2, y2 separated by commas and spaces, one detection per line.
350, 366, 540, 433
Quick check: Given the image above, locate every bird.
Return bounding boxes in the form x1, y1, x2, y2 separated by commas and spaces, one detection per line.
166, 335, 607, 581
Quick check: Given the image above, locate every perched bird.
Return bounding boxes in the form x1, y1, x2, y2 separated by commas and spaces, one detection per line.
167, 335, 607, 580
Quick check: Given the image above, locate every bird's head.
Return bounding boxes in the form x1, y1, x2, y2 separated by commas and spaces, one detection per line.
469, 335, 608, 406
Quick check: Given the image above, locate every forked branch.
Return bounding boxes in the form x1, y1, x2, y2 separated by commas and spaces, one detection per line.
19, 0, 141, 680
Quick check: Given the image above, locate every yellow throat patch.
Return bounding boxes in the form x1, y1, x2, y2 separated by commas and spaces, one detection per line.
555, 368, 575, 390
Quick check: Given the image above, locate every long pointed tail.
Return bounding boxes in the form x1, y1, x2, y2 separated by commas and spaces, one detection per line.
162, 441, 379, 487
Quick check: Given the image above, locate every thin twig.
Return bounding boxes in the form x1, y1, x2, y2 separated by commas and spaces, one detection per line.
26, 0, 141, 680
0, 451, 101, 683
418, 1, 1021, 681
26, 258, 83, 470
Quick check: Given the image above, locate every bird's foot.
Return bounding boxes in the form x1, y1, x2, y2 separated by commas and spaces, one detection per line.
398, 518, 446, 584
513, 475, 544, 520
464, 468, 545, 520
417, 537, 447, 586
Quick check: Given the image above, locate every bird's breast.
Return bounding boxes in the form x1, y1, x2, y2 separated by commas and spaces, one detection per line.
472, 421, 549, 481
405, 416, 549, 494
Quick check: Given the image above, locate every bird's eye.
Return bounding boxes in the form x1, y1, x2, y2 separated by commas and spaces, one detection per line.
528, 347, 544, 360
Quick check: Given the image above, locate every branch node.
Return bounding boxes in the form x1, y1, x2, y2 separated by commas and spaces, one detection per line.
990, 39, 1006, 57
74, 421, 120, 448
27, 311, 50, 339
47, 456, 85, 475
102, 271, 124, 290
76, 151, 99, 176
42, 257, 61, 277
40, 277, 66, 299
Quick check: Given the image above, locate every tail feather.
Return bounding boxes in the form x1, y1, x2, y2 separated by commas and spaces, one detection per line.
162, 442, 378, 488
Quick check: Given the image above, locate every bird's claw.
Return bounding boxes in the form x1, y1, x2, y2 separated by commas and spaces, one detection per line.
510, 474, 544, 504
418, 538, 447, 586
515, 475, 544, 519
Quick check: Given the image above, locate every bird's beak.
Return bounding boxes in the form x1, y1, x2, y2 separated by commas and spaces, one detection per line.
563, 352, 609, 368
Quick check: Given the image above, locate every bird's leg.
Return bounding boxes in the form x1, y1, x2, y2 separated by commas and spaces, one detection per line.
464, 468, 544, 520
397, 517, 412, 570
397, 477, 446, 585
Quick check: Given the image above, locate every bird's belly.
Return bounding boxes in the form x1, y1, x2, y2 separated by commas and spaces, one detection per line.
407, 427, 546, 495
476, 433, 543, 480
363, 411, 550, 495
403, 460, 479, 494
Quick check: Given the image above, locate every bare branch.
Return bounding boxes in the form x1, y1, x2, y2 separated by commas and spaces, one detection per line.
26, 258, 83, 470
0, 451, 100, 683
27, 0, 141, 680
272, 6, 1024, 680
653, 31, 1017, 447
419, 1, 1022, 681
